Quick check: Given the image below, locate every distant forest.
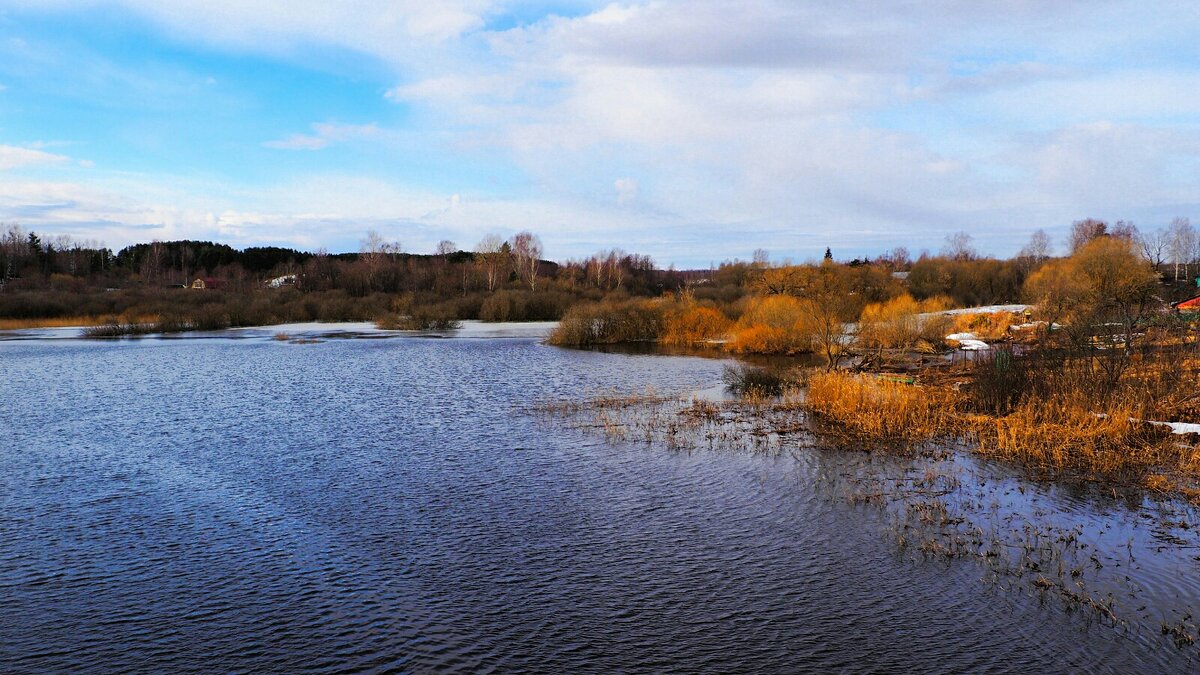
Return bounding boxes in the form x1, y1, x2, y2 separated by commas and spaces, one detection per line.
2, 218, 1199, 333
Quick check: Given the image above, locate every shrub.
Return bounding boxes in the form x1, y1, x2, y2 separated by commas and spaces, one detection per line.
965, 346, 1028, 414
377, 303, 462, 330
951, 311, 1018, 341
725, 295, 812, 354
547, 299, 665, 346
662, 305, 731, 345
722, 363, 789, 396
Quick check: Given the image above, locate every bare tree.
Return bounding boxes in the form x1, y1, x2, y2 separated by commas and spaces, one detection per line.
878, 246, 910, 271
509, 231, 543, 291
1110, 219, 1138, 242
435, 240, 457, 257
141, 240, 167, 284
1069, 218, 1108, 253
604, 249, 625, 289
0, 223, 29, 284
474, 234, 508, 292
1018, 229, 1052, 263
752, 248, 770, 268
1168, 217, 1195, 281
1136, 226, 1169, 268
942, 231, 977, 261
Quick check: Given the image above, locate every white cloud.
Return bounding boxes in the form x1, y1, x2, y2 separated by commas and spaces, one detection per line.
0, 144, 70, 170
614, 177, 637, 205
8, 1, 1200, 261
264, 122, 384, 150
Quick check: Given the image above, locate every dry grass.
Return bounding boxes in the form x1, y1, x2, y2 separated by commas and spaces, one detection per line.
803, 365, 1195, 490
978, 396, 1170, 478
804, 371, 962, 442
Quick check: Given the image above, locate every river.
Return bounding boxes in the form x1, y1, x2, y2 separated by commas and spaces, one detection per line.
1, 323, 1197, 672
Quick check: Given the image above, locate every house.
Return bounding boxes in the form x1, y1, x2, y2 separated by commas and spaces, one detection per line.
1172, 294, 1200, 312
266, 273, 297, 288
190, 278, 206, 289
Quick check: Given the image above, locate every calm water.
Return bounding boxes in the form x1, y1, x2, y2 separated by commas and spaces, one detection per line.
1, 325, 1197, 672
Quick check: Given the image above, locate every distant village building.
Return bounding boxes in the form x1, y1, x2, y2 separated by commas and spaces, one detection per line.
190, 278, 206, 289
266, 274, 297, 289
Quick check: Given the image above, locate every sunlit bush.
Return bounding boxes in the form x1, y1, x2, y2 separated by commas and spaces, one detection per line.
662, 305, 731, 345
725, 295, 813, 354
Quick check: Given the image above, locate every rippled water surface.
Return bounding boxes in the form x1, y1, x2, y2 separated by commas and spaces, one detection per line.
2, 328, 1197, 672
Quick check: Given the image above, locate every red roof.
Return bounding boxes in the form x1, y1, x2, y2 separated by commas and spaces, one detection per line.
1175, 295, 1200, 310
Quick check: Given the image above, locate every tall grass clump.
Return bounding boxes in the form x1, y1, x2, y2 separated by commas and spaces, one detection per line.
547, 298, 665, 346
965, 346, 1028, 415
978, 394, 1167, 478
804, 370, 961, 442
722, 363, 790, 396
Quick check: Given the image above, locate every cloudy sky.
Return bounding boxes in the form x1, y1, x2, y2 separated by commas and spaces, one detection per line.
1, 1, 1199, 266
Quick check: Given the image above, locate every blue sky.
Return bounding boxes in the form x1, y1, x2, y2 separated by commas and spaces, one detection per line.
2, 1, 1200, 266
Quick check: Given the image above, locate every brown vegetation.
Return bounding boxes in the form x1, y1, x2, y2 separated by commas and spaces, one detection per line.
803, 371, 962, 443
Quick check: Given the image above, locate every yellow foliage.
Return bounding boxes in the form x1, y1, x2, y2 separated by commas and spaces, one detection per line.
857, 294, 953, 359
951, 311, 1017, 340
724, 295, 813, 354
662, 305, 731, 345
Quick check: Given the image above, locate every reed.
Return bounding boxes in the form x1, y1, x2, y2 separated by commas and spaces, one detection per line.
804, 370, 962, 442
978, 395, 1170, 478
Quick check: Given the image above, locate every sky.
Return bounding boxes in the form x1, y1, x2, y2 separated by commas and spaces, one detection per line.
2, 1, 1200, 267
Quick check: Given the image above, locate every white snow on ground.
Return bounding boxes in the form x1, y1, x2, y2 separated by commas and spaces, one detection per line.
1150, 421, 1200, 436
945, 332, 991, 351
940, 304, 1031, 316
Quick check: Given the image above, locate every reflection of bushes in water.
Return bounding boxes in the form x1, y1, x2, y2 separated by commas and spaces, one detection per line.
722, 363, 791, 396
547, 299, 665, 346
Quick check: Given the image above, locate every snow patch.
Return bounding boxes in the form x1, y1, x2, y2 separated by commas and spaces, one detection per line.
941, 304, 1031, 316
1150, 421, 1200, 436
